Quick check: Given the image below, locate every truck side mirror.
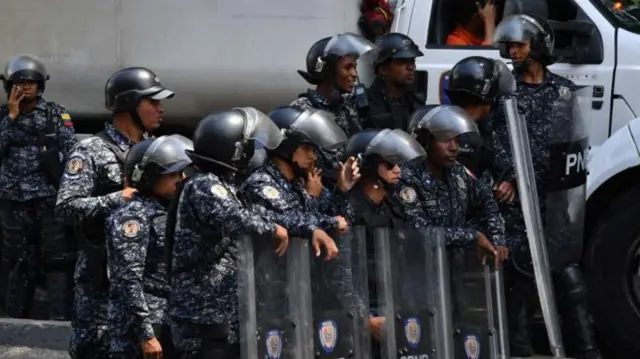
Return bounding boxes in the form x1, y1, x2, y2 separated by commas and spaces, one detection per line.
547, 20, 604, 65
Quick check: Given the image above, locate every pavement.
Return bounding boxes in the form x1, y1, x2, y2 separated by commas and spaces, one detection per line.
0, 318, 70, 358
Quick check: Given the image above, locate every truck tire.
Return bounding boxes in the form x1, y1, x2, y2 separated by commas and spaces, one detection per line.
584, 184, 640, 356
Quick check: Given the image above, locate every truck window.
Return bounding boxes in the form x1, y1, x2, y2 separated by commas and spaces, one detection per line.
594, 0, 640, 34
426, 0, 505, 47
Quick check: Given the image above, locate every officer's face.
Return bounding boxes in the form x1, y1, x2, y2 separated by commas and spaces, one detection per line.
292, 143, 317, 170
429, 138, 459, 168
507, 42, 531, 65
13, 80, 38, 100
138, 98, 165, 131
380, 58, 416, 86
335, 56, 358, 93
154, 172, 183, 198
377, 161, 401, 184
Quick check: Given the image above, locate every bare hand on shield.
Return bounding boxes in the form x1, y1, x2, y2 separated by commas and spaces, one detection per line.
334, 215, 348, 233
312, 229, 339, 260
476, 232, 500, 270
305, 167, 323, 197
368, 316, 386, 341
272, 224, 289, 256
493, 181, 516, 202
140, 337, 163, 358
337, 157, 361, 193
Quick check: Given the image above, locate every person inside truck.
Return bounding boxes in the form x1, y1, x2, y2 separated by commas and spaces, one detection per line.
446, 0, 498, 46
291, 33, 376, 188
491, 14, 603, 359
362, 32, 425, 131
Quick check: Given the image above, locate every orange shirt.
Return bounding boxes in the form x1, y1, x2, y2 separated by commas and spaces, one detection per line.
445, 25, 490, 46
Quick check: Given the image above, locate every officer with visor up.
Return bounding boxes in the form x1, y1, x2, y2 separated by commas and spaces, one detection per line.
363, 33, 424, 131
0, 54, 77, 319
342, 128, 427, 357
492, 14, 602, 359
106, 135, 193, 359
56, 66, 174, 358
291, 33, 376, 186
166, 108, 289, 358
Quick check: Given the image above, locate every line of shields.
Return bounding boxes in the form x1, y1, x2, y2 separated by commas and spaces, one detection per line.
237, 226, 510, 359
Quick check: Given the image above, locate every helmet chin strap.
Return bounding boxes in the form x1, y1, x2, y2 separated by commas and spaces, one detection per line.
128, 108, 148, 133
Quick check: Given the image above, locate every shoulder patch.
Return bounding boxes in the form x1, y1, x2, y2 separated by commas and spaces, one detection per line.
122, 219, 141, 237
399, 186, 417, 203
60, 113, 73, 127
211, 184, 229, 198
262, 186, 280, 200
65, 156, 84, 175
559, 86, 571, 100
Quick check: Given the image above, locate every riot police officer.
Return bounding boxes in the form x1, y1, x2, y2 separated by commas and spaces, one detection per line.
106, 135, 193, 359
55, 67, 174, 358
395, 105, 507, 258
342, 128, 427, 356
166, 108, 289, 358
291, 33, 376, 185
446, 56, 514, 182
363, 33, 424, 130
0, 54, 77, 319
492, 14, 602, 359
241, 106, 356, 256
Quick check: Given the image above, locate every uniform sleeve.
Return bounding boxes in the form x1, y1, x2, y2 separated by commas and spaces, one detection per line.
192, 179, 276, 237
0, 107, 13, 156
55, 144, 124, 224
470, 176, 508, 246
313, 187, 347, 229
106, 211, 155, 341
242, 178, 320, 238
53, 105, 77, 159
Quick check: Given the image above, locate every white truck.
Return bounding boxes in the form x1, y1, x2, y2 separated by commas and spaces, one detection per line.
2, 0, 640, 355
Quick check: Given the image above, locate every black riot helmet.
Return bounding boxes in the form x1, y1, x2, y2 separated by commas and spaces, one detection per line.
297, 33, 376, 86
407, 105, 479, 148
187, 107, 284, 173
268, 106, 348, 160
0, 54, 49, 97
125, 135, 194, 192
105, 67, 174, 130
345, 128, 426, 180
446, 57, 517, 104
373, 33, 424, 71
493, 14, 555, 66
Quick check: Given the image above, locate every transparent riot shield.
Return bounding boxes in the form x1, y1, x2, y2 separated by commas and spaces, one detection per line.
502, 98, 566, 357
238, 233, 311, 359
374, 227, 453, 359
545, 87, 592, 271
447, 248, 509, 359
310, 227, 371, 359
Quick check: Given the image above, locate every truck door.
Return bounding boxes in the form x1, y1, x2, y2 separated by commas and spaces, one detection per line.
406, 0, 614, 146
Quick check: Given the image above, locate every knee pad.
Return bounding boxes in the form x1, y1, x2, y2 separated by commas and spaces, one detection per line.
557, 264, 587, 304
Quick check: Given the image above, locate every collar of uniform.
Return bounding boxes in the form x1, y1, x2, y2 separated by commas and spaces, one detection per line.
104, 122, 136, 151
263, 160, 297, 187
307, 89, 332, 107
371, 77, 405, 103
513, 67, 553, 88
34, 97, 49, 111
137, 192, 169, 210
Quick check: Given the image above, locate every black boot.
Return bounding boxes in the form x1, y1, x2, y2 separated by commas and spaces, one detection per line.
556, 265, 603, 359
505, 267, 535, 357
46, 271, 72, 320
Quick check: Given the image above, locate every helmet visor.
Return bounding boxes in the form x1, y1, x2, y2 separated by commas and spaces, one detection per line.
237, 107, 284, 150
141, 136, 193, 174
417, 105, 479, 141
323, 33, 377, 58
367, 129, 427, 165
4, 54, 48, 81
492, 15, 545, 45
291, 108, 348, 150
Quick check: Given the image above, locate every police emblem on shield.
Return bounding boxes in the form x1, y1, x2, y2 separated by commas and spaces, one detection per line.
318, 320, 338, 353
265, 330, 283, 359
463, 334, 480, 359
404, 317, 421, 349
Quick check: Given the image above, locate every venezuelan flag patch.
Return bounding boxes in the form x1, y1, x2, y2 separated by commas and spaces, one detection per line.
61, 113, 73, 127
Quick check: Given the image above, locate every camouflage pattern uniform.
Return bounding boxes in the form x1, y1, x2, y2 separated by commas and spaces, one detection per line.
240, 161, 340, 236
492, 71, 577, 247
106, 194, 170, 357
55, 122, 135, 358
394, 160, 507, 248
0, 98, 76, 319
168, 172, 276, 354
290, 90, 362, 177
